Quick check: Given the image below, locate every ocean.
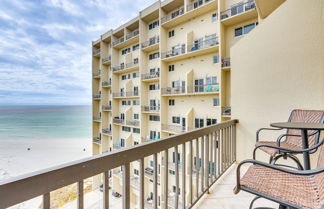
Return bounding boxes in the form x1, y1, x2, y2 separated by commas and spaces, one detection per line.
0, 105, 92, 140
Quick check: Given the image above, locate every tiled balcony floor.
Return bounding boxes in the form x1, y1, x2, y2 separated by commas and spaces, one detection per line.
194, 164, 278, 209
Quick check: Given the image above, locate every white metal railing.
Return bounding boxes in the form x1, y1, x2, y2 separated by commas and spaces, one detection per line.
187, 84, 220, 94
112, 36, 125, 46
141, 105, 160, 112
92, 137, 101, 144
102, 56, 111, 63
220, 0, 256, 20
187, 34, 219, 53
161, 44, 186, 59
161, 86, 186, 95
102, 81, 111, 87
93, 93, 101, 99
113, 118, 125, 124
126, 120, 140, 127
102, 128, 112, 135
102, 105, 112, 111
126, 29, 139, 40
162, 124, 186, 133
93, 116, 101, 121
93, 49, 100, 56
141, 36, 160, 48
186, 0, 213, 12
141, 72, 160, 80
93, 70, 101, 77
0, 120, 238, 209
161, 7, 185, 24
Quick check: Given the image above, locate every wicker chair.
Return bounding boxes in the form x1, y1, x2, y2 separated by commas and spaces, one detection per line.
254, 109, 324, 169
234, 142, 324, 209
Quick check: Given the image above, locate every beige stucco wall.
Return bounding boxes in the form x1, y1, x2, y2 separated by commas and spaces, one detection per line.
232, 0, 324, 164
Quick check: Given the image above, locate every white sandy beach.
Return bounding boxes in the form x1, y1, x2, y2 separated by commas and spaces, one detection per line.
0, 138, 92, 209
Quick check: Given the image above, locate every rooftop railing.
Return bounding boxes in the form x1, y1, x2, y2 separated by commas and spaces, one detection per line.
187, 84, 220, 94
161, 86, 186, 95
102, 56, 111, 63
220, 0, 256, 20
125, 29, 139, 40
0, 120, 237, 209
141, 72, 160, 80
112, 36, 125, 46
186, 0, 213, 12
141, 105, 160, 113
141, 36, 160, 48
93, 49, 100, 56
187, 34, 219, 53
161, 7, 185, 24
161, 44, 186, 59
222, 57, 231, 67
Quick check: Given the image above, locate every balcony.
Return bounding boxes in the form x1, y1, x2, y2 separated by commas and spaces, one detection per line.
125, 29, 139, 41
220, 0, 257, 26
102, 81, 111, 88
112, 61, 139, 74
92, 48, 100, 57
141, 105, 160, 113
162, 124, 186, 134
141, 36, 159, 52
92, 70, 101, 78
102, 56, 111, 65
93, 116, 101, 122
113, 141, 124, 149
126, 120, 140, 127
187, 84, 220, 95
0, 120, 238, 209
161, 44, 186, 61
102, 105, 112, 111
112, 36, 124, 47
161, 86, 186, 96
92, 137, 101, 144
161, 0, 217, 28
112, 29, 139, 49
112, 91, 139, 98
102, 128, 112, 136
93, 93, 101, 100
222, 57, 231, 69
141, 72, 160, 81
187, 34, 219, 54
113, 118, 124, 125
222, 106, 231, 117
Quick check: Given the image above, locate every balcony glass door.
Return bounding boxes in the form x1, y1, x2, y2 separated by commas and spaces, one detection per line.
195, 79, 204, 92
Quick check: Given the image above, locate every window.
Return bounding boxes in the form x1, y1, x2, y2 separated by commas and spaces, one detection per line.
133, 72, 140, 78
132, 44, 139, 51
150, 160, 154, 167
195, 118, 204, 128
149, 52, 160, 60
122, 126, 131, 132
212, 13, 217, 22
134, 86, 139, 96
168, 64, 175, 72
134, 141, 139, 146
134, 58, 139, 64
149, 83, 159, 90
168, 30, 175, 38
234, 27, 243, 37
169, 99, 175, 106
206, 118, 217, 126
149, 115, 160, 121
206, 76, 217, 85
133, 100, 140, 105
213, 55, 219, 64
244, 23, 256, 34
134, 114, 139, 120
121, 48, 130, 55
133, 128, 140, 134
169, 170, 175, 175
120, 138, 125, 147
149, 20, 159, 30
149, 130, 160, 139
213, 97, 220, 106
134, 169, 139, 176
172, 116, 180, 124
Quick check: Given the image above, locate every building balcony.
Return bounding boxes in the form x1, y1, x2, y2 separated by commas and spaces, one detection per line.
161, 44, 186, 60
113, 141, 124, 149
141, 36, 159, 52
141, 105, 160, 113
187, 84, 220, 94
187, 34, 219, 53
102, 105, 112, 111
102, 56, 111, 65
92, 70, 101, 78
161, 86, 186, 96
92, 49, 100, 57
125, 29, 139, 41
112, 29, 139, 49
162, 124, 186, 134
112, 62, 139, 74
102, 128, 112, 136
102, 81, 111, 88
126, 120, 140, 127
220, 0, 257, 26
222, 57, 231, 69
112, 36, 124, 47
161, 7, 185, 25
141, 72, 160, 81
93, 116, 101, 122
93, 93, 101, 100
1, 120, 242, 209
92, 137, 101, 144
113, 118, 124, 125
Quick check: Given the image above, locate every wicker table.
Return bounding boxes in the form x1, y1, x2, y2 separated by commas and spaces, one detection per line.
270, 122, 324, 170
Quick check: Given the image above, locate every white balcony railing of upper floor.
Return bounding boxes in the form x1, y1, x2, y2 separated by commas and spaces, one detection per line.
92, 48, 100, 56
102, 56, 111, 63
0, 120, 237, 209
161, 86, 186, 95
161, 44, 186, 59
141, 105, 160, 113
112, 36, 124, 46
220, 0, 256, 20
102, 105, 112, 111
113, 118, 125, 125
102, 128, 112, 136
186, 0, 214, 12
112, 91, 139, 98
112, 29, 139, 47
93, 115, 101, 122
126, 120, 140, 127
162, 124, 186, 133
92, 70, 101, 78
187, 84, 220, 94
141, 36, 160, 49
92, 136, 101, 144
93, 93, 101, 100
102, 80, 111, 87
187, 34, 219, 53
112, 60, 139, 73
161, 7, 185, 24
141, 71, 160, 81
222, 106, 232, 117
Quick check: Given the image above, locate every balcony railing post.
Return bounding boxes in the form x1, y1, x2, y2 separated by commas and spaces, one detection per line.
175, 146, 179, 209
201, 136, 204, 192
139, 158, 144, 209
77, 180, 84, 209
42, 193, 50, 209
103, 171, 109, 209
163, 150, 168, 209
204, 135, 209, 191
122, 163, 130, 209
195, 138, 199, 198
153, 153, 158, 209
189, 140, 193, 204
217, 129, 221, 177
181, 143, 186, 209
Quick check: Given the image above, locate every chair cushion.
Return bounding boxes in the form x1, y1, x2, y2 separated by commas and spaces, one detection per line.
239, 165, 324, 209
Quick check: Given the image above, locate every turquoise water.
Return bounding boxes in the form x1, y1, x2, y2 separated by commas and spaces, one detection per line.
0, 105, 91, 140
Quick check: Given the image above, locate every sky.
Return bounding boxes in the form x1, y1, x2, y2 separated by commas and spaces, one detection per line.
0, 0, 156, 105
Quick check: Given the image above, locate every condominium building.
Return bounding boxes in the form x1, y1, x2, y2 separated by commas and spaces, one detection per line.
92, 0, 258, 207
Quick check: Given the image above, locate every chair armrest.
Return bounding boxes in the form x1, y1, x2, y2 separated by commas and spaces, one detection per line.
256, 127, 283, 142
234, 159, 324, 194
276, 133, 301, 146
